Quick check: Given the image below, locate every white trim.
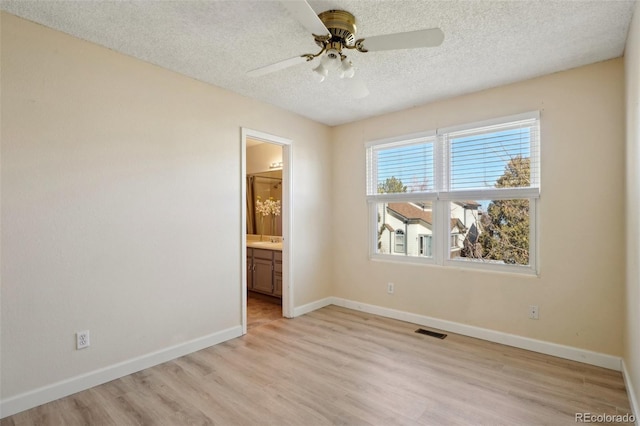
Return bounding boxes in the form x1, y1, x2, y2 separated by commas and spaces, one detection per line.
530, 197, 539, 275
331, 297, 622, 371
530, 114, 542, 192
240, 129, 248, 335
240, 128, 294, 323
282, 143, 293, 318
367, 188, 539, 203
292, 297, 334, 317
443, 257, 538, 276
436, 130, 447, 199
0, 326, 242, 419
370, 252, 437, 266
367, 192, 439, 203
436, 196, 448, 267
437, 187, 540, 201
622, 359, 640, 425
242, 128, 292, 146
368, 202, 377, 257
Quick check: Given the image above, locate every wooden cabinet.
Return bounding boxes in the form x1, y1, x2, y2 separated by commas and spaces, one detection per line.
247, 248, 282, 298
273, 251, 282, 297
247, 248, 254, 292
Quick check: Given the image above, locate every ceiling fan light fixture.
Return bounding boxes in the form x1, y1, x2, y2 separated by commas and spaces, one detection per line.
321, 48, 342, 70
339, 59, 355, 79
312, 62, 329, 82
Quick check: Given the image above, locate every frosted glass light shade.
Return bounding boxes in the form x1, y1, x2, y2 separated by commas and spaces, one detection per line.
312, 62, 328, 82
339, 59, 355, 79
321, 49, 341, 70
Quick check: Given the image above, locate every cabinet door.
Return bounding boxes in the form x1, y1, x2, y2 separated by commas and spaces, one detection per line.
273, 273, 282, 297
252, 258, 273, 294
246, 248, 253, 290
273, 255, 283, 297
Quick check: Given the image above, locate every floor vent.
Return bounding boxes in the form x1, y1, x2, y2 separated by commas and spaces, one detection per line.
415, 328, 447, 339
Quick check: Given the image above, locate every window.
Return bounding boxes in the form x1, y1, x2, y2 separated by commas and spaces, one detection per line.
450, 233, 461, 252
394, 230, 405, 253
419, 235, 432, 257
366, 112, 540, 273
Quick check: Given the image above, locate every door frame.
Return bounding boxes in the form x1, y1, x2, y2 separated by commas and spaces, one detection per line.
241, 128, 293, 335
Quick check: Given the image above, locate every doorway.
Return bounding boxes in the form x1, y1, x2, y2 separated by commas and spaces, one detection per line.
241, 128, 292, 335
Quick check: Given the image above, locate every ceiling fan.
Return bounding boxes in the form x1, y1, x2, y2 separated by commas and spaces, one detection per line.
247, 0, 444, 95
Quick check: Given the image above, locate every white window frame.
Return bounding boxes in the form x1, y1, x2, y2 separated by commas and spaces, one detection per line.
366, 112, 540, 275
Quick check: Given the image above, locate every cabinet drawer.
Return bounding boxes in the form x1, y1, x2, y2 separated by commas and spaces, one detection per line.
274, 252, 282, 261
274, 261, 282, 273
253, 249, 274, 260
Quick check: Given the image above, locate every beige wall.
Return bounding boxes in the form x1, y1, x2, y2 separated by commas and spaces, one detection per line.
0, 13, 332, 400
625, 1, 640, 414
331, 58, 626, 356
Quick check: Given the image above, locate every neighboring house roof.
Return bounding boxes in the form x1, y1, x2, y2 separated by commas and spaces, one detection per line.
388, 202, 468, 232
451, 218, 466, 232
388, 203, 432, 225
453, 201, 481, 209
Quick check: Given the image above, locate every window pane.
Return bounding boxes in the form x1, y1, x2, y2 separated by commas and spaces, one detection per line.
369, 140, 435, 195
450, 199, 530, 266
376, 201, 433, 258
448, 119, 537, 191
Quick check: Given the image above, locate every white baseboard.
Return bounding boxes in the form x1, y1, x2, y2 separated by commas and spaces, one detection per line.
293, 296, 334, 317
622, 359, 640, 425
330, 297, 622, 371
0, 326, 242, 419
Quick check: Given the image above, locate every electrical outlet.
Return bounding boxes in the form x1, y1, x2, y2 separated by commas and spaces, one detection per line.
529, 305, 539, 320
76, 330, 90, 349
387, 282, 394, 294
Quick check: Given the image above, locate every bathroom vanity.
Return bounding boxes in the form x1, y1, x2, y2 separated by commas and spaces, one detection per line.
246, 241, 282, 298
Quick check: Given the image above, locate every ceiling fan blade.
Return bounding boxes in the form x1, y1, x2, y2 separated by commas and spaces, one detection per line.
247, 55, 308, 77
360, 28, 444, 52
280, 0, 330, 37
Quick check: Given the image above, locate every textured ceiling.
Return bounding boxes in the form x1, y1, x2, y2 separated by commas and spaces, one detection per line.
1, 0, 637, 126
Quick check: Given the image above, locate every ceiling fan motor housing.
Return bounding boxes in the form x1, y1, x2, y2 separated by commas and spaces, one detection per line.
316, 10, 357, 47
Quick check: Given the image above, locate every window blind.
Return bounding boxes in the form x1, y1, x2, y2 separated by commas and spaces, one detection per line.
366, 113, 540, 198
366, 137, 435, 196
446, 118, 539, 192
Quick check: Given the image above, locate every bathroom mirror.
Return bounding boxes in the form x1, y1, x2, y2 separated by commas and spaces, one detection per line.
246, 170, 282, 236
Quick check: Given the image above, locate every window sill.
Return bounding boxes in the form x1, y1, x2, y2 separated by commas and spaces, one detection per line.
370, 253, 539, 277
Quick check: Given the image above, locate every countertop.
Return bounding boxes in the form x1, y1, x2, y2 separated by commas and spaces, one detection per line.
247, 241, 283, 251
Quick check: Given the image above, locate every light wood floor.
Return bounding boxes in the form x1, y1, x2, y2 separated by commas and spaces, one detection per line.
1, 306, 632, 425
